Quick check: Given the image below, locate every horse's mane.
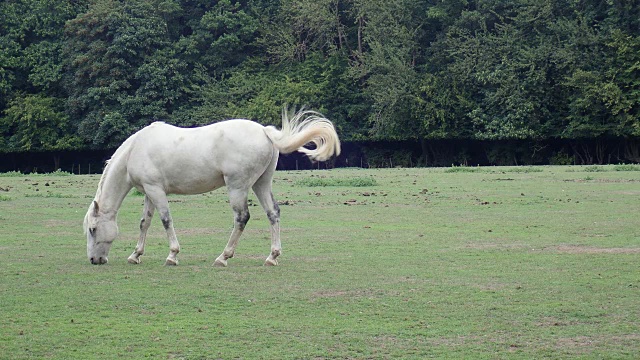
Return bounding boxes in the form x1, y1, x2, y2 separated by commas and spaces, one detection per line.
84, 132, 139, 234
94, 134, 138, 200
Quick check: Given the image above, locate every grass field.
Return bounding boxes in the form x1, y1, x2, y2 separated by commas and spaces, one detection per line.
1, 166, 639, 359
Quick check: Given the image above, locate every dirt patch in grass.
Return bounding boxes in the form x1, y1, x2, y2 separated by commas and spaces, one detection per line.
462, 242, 531, 251
311, 290, 352, 298
554, 334, 640, 352
564, 178, 640, 183
534, 317, 581, 328
175, 227, 229, 236
463, 242, 640, 255
287, 255, 332, 262
310, 289, 386, 300
552, 245, 640, 254
611, 190, 640, 195
235, 254, 268, 260
554, 336, 596, 352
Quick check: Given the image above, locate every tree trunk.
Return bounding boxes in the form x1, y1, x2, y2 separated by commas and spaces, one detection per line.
624, 138, 640, 163
420, 138, 428, 166
53, 154, 61, 171
357, 16, 364, 55
334, 1, 346, 50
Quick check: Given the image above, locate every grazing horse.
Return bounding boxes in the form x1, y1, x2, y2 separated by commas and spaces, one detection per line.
83, 108, 340, 266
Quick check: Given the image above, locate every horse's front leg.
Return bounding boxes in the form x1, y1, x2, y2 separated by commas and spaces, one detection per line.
144, 186, 180, 265
214, 189, 249, 267
128, 195, 155, 264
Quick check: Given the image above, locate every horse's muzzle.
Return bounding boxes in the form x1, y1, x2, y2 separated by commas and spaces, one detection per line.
89, 256, 108, 265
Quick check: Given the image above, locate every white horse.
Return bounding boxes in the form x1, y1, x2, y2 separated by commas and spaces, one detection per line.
84, 108, 340, 266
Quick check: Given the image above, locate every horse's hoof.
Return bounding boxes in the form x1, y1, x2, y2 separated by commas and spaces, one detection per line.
264, 258, 278, 266
213, 258, 228, 267
165, 258, 178, 266
127, 256, 141, 264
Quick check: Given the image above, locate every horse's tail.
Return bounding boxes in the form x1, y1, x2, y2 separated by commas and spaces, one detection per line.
264, 107, 341, 162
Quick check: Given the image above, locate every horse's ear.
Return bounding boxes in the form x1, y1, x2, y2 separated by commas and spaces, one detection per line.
93, 201, 100, 216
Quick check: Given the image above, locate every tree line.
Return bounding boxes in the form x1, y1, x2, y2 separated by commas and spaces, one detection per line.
1, 0, 639, 167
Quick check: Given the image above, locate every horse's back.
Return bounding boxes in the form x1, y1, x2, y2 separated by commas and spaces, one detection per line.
126, 120, 277, 194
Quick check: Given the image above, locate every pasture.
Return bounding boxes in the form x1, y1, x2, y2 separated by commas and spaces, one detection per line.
0, 166, 638, 359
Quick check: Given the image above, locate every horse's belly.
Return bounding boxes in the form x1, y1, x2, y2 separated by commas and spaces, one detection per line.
164, 170, 225, 195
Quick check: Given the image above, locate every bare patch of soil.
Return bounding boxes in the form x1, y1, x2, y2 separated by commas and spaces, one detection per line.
552, 245, 640, 254
462, 242, 531, 251
310, 289, 383, 300
175, 227, 228, 236
554, 334, 640, 352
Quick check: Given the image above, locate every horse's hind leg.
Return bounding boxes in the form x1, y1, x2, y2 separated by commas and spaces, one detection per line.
214, 188, 250, 267
252, 170, 281, 266
128, 195, 155, 264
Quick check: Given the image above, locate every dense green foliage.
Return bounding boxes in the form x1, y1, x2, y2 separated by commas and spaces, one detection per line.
1, 0, 639, 158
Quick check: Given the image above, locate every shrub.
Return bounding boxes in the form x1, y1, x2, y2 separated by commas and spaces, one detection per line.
550, 151, 573, 165
0, 171, 24, 177
444, 166, 483, 173
614, 164, 640, 171
295, 177, 378, 187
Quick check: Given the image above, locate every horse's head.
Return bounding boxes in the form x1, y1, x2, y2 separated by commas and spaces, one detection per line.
84, 200, 118, 265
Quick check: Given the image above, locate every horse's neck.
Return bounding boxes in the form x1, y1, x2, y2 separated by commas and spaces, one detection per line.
96, 157, 132, 216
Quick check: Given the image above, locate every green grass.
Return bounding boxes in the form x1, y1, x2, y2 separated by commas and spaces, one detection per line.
583, 165, 608, 172
130, 188, 145, 196
0, 170, 26, 177
614, 164, 640, 171
1, 167, 639, 359
444, 165, 484, 173
294, 176, 378, 187
444, 165, 544, 174
566, 164, 640, 173
500, 166, 544, 173
0, 169, 73, 177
